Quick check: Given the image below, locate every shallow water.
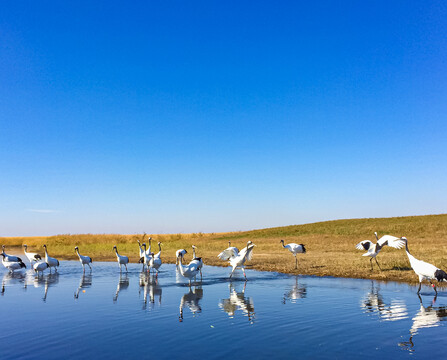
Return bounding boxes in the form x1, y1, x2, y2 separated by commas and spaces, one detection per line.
1, 261, 446, 359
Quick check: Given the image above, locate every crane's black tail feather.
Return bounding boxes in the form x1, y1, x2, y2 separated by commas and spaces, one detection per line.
435, 269, 447, 282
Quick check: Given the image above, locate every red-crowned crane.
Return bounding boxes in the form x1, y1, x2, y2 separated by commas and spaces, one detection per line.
23, 245, 42, 264
75, 246, 92, 272
280, 240, 306, 269
43, 245, 60, 272
113, 246, 129, 272
356, 232, 405, 271
228, 241, 256, 280
401, 237, 447, 294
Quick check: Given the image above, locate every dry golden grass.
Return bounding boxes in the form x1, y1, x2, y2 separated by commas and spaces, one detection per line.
1, 214, 447, 285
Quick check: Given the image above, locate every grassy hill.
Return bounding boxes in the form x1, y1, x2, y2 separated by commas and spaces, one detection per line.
2, 214, 447, 284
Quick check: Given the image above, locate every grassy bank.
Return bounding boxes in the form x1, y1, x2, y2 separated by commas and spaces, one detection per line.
2, 214, 447, 284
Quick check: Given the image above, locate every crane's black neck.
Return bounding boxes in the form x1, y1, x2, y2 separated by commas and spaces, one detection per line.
404, 240, 411, 255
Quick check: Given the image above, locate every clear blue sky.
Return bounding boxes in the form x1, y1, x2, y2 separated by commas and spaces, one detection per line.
1, 1, 446, 236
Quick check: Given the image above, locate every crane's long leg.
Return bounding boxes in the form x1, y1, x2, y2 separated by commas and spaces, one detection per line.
374, 258, 382, 271
370, 258, 374, 271
430, 280, 438, 295
88, 263, 92, 271
295, 256, 298, 270
229, 266, 236, 279
242, 266, 247, 280
417, 282, 422, 294
125, 264, 128, 273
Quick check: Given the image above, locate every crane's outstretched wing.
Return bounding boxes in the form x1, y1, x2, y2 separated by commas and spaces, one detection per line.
218, 247, 238, 261
238, 244, 255, 261
356, 240, 373, 251
246, 244, 255, 261
377, 235, 405, 249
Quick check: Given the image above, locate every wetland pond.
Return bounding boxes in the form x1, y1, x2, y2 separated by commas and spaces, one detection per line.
1, 262, 446, 359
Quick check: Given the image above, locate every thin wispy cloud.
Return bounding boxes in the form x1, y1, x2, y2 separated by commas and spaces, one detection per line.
26, 209, 59, 214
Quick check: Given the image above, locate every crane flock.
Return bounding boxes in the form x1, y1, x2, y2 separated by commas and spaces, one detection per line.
1, 232, 446, 294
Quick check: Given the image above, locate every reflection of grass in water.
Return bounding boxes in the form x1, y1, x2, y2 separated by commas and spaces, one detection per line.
1, 214, 447, 285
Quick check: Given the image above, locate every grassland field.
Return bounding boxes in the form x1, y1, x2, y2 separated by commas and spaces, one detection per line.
2, 214, 447, 285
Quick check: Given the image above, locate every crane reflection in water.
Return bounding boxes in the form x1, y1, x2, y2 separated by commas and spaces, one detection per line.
282, 276, 307, 304
399, 294, 447, 352
2, 271, 26, 295
139, 271, 162, 310
178, 283, 203, 322
74, 272, 92, 299
11, 271, 59, 302
113, 273, 129, 303
219, 281, 255, 323
40, 272, 59, 302
360, 282, 408, 322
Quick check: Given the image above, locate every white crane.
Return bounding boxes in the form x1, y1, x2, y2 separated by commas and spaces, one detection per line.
137, 233, 148, 269
355, 232, 405, 271
191, 245, 203, 278
176, 249, 187, 264
43, 245, 60, 272
149, 251, 162, 275
2, 245, 25, 263
33, 261, 49, 275
280, 239, 306, 269
75, 246, 92, 272
228, 241, 256, 280
113, 246, 129, 272
153, 242, 162, 259
137, 240, 145, 261
401, 237, 447, 294
23, 245, 42, 264
145, 237, 153, 256
148, 243, 163, 274
1, 253, 26, 273
176, 252, 200, 284
218, 241, 239, 261
141, 243, 153, 269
